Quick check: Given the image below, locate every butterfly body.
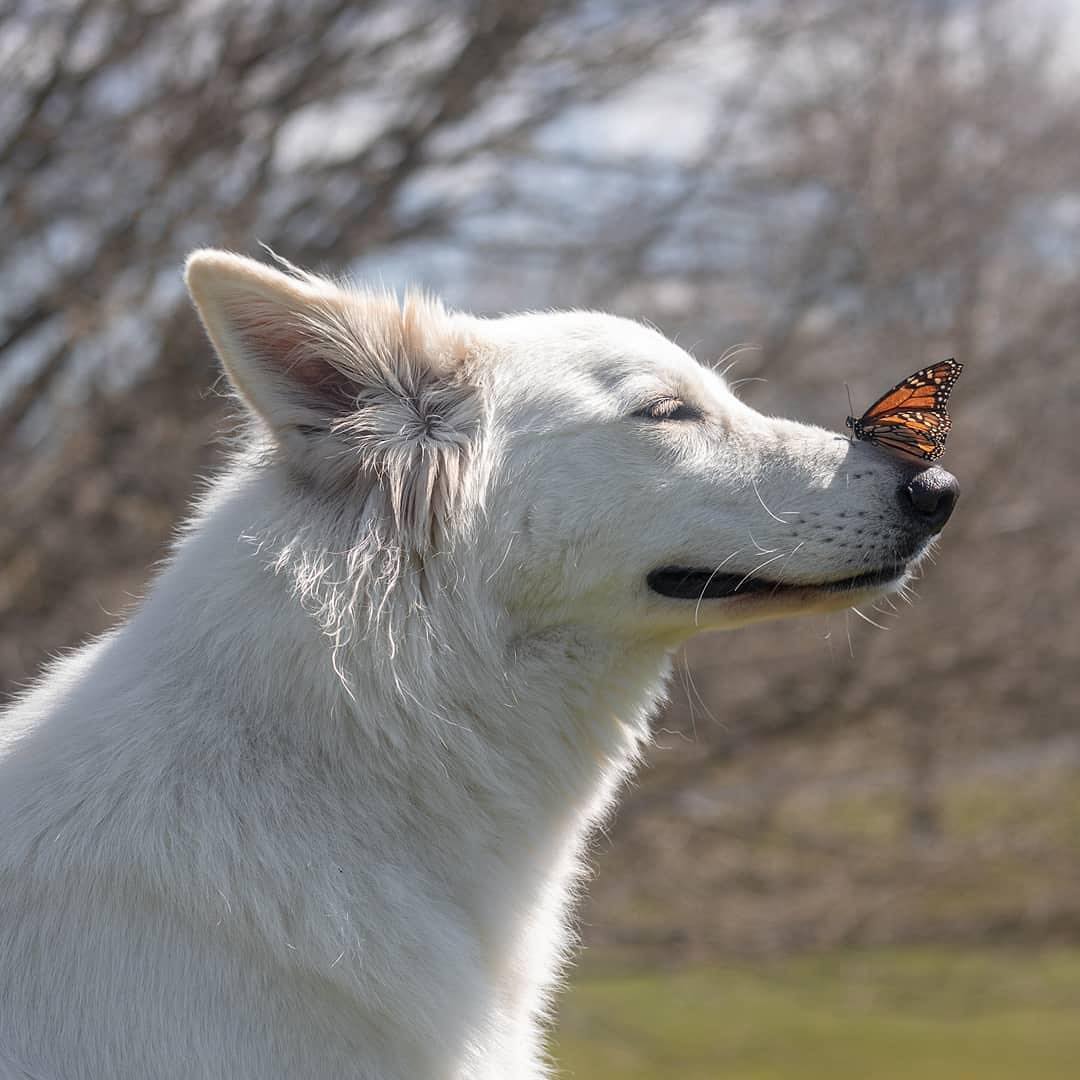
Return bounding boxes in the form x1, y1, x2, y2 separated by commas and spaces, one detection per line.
846, 359, 963, 462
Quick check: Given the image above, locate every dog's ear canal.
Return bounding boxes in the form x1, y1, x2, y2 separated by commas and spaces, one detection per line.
184, 249, 366, 439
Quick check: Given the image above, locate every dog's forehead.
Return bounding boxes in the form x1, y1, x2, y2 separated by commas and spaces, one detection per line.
485, 310, 709, 392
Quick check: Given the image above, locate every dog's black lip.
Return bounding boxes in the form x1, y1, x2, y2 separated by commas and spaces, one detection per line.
647, 564, 907, 601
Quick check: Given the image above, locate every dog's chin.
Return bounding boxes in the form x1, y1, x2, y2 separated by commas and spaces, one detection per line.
646, 562, 913, 617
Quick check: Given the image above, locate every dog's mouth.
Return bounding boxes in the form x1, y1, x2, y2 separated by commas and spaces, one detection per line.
646, 564, 907, 601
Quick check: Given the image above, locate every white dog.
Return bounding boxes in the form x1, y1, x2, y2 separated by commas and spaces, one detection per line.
0, 251, 958, 1079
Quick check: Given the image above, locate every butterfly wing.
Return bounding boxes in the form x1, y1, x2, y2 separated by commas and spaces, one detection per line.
860, 359, 963, 420
854, 410, 951, 461
848, 359, 963, 462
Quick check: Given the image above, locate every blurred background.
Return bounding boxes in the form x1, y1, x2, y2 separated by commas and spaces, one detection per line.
2, 0, 1079, 1074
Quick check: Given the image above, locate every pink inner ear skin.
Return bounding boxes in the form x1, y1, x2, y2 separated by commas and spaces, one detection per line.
230, 297, 360, 417
283, 355, 361, 414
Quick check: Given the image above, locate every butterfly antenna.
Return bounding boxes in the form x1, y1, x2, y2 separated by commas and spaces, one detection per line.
844, 381, 859, 443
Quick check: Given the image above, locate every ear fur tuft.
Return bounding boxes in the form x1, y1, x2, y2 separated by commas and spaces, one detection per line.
185, 249, 483, 547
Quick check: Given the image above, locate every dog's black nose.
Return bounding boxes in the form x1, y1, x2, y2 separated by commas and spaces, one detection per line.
900, 467, 959, 531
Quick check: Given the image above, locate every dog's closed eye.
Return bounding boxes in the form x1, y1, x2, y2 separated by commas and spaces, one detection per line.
633, 397, 702, 422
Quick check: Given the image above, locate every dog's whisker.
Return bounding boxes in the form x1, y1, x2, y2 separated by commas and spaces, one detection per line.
714, 343, 761, 379
677, 653, 698, 741
751, 476, 800, 525
733, 549, 790, 594
693, 549, 743, 627
680, 650, 720, 729
850, 605, 890, 631
747, 529, 778, 556
769, 540, 805, 595
729, 376, 768, 393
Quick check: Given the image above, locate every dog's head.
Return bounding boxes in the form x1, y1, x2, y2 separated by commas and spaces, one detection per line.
477, 311, 957, 641
186, 251, 957, 646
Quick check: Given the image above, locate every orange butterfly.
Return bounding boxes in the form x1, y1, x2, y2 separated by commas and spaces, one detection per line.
846, 359, 963, 462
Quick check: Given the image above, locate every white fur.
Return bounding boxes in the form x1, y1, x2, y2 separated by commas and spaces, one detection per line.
0, 252, 939, 1079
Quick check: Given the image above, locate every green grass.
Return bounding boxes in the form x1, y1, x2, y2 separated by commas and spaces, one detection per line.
555, 947, 1080, 1079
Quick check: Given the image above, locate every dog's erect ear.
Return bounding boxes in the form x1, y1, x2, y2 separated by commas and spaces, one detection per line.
185, 249, 364, 435
184, 249, 482, 543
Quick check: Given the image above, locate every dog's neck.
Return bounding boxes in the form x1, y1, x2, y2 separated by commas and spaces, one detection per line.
1, 459, 672, 1069
158, 463, 669, 755
130, 464, 670, 952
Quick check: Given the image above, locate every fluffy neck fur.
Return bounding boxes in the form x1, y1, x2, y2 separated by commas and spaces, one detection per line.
2, 456, 670, 1076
